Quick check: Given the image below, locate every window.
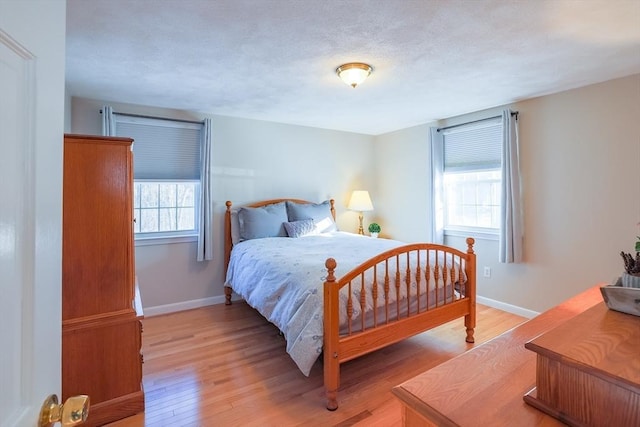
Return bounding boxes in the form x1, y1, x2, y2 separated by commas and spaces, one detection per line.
112, 114, 203, 242
443, 170, 500, 230
133, 181, 199, 238
442, 119, 502, 236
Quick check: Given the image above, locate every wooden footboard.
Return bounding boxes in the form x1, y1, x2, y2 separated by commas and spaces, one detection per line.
322, 238, 476, 410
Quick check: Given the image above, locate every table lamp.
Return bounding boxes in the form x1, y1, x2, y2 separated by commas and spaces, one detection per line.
347, 190, 374, 235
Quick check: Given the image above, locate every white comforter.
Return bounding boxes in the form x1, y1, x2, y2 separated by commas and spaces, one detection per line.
225, 232, 456, 375
226, 232, 406, 375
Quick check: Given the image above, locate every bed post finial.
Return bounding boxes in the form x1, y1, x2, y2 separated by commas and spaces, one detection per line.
226, 200, 232, 211
325, 258, 337, 282
466, 237, 475, 254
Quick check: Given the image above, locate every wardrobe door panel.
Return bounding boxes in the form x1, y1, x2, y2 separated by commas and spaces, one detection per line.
63, 136, 133, 319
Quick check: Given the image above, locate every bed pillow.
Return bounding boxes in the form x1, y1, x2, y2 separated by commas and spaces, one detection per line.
283, 219, 316, 238
286, 200, 337, 233
230, 209, 241, 245
238, 202, 288, 241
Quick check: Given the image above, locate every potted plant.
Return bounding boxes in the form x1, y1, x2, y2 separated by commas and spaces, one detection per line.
620, 235, 640, 288
368, 222, 381, 238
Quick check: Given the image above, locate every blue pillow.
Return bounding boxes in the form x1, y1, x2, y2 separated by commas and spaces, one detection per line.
286, 200, 337, 233
284, 219, 316, 238
238, 202, 288, 241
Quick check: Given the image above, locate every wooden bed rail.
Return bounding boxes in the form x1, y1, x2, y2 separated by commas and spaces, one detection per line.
323, 238, 476, 410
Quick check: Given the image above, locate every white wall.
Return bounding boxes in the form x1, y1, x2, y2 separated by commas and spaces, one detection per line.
371, 124, 431, 241
70, 97, 376, 312
374, 74, 640, 313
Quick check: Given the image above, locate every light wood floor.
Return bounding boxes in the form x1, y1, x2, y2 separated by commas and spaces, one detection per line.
107, 301, 526, 427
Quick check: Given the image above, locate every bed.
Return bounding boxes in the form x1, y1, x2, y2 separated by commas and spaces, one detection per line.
223, 198, 476, 410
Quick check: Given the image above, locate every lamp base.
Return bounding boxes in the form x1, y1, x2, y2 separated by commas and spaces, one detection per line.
358, 213, 364, 235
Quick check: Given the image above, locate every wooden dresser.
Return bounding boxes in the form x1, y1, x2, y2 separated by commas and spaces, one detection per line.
524, 302, 640, 426
391, 286, 626, 427
62, 134, 144, 426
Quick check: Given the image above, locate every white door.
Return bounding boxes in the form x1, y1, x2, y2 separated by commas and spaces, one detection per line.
0, 1, 66, 426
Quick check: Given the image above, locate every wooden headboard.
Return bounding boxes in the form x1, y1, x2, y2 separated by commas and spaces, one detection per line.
224, 198, 336, 271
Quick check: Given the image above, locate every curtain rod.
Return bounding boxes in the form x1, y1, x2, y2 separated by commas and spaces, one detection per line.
99, 109, 204, 125
436, 111, 518, 132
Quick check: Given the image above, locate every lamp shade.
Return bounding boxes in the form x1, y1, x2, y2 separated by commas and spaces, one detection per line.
347, 190, 374, 212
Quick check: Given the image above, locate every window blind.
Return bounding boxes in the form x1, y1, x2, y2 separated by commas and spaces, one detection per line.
443, 119, 502, 172
114, 116, 202, 180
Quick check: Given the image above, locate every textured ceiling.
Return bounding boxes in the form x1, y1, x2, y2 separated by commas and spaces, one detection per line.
66, 0, 640, 135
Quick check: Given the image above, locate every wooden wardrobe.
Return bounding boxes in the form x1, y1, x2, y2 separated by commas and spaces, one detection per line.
62, 134, 144, 426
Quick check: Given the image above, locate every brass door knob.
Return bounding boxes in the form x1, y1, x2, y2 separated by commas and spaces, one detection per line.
39, 394, 90, 427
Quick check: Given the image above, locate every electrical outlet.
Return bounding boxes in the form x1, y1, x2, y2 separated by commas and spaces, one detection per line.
483, 266, 491, 278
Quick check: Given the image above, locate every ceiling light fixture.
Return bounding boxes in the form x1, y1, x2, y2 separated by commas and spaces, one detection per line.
336, 62, 372, 88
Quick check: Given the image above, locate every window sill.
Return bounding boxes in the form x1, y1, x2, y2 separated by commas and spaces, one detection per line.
135, 234, 198, 247
444, 228, 498, 241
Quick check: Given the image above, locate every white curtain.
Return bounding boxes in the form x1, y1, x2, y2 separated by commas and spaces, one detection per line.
197, 118, 214, 261
101, 105, 115, 136
499, 109, 523, 263
429, 127, 444, 244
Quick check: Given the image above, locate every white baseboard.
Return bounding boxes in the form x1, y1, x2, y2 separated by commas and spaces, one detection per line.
144, 295, 236, 317
146, 294, 538, 319
477, 295, 539, 319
